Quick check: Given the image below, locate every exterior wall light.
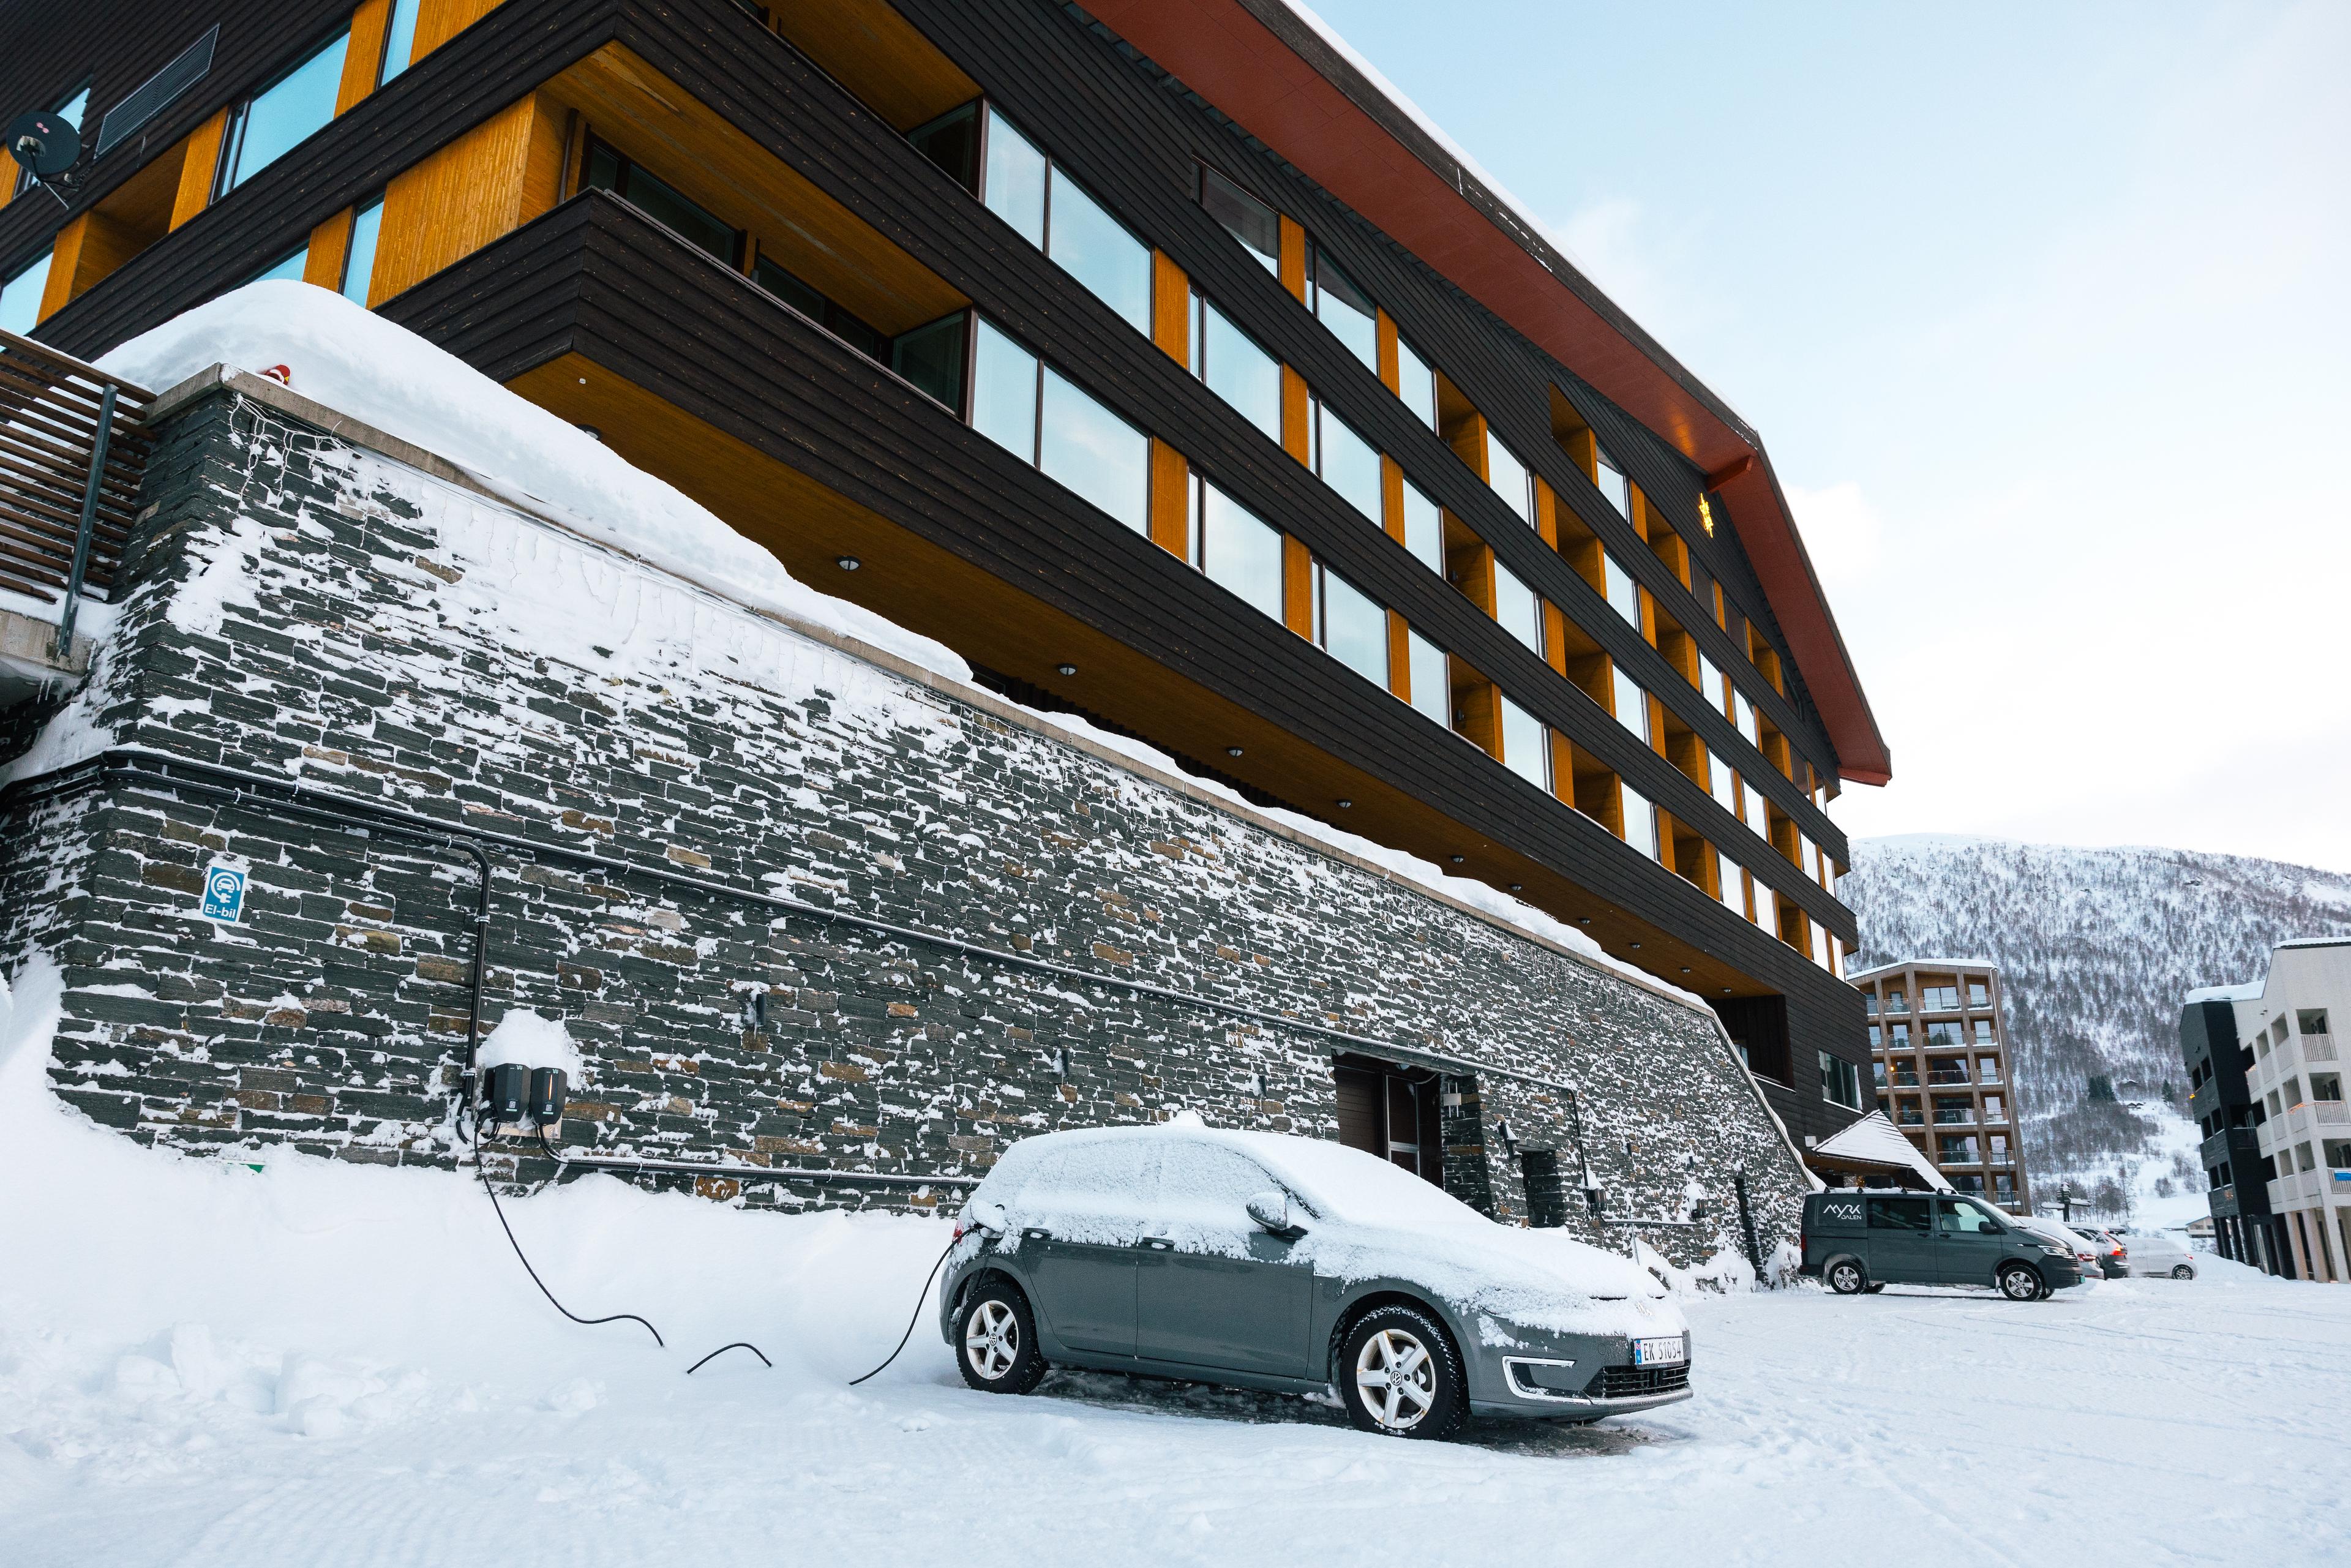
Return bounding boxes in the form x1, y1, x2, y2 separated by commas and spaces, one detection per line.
837, 556, 861, 571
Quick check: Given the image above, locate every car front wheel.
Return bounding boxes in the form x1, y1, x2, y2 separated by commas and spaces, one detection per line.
956, 1277, 1048, 1395
1998, 1263, 2043, 1301
2172, 1264, 2195, 1280
1826, 1260, 1867, 1295
1339, 1304, 1466, 1440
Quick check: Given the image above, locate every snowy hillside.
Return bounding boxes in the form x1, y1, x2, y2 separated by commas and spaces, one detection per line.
1843, 835, 2351, 1212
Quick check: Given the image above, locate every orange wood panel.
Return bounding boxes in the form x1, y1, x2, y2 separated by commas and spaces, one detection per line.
520, 92, 567, 222
768, 0, 981, 131
1548, 730, 1577, 806
1282, 535, 1314, 639
35, 215, 91, 321
1280, 366, 1310, 465
1532, 475, 1558, 549
1647, 693, 1670, 759
303, 208, 354, 291
411, 0, 507, 63
337, 0, 394, 114
372, 94, 552, 304
1378, 454, 1405, 547
1374, 307, 1398, 394
1445, 410, 1486, 480
1147, 439, 1190, 558
1385, 610, 1411, 703
1278, 215, 1306, 304
1151, 251, 1188, 366
1542, 601, 1568, 676
169, 111, 228, 230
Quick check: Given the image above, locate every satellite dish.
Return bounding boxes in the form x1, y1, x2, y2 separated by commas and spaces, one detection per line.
6, 110, 81, 180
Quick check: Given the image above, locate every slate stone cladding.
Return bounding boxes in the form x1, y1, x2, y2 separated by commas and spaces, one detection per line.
0, 380, 1810, 1267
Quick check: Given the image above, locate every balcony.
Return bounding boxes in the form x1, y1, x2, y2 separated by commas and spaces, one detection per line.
1927, 1069, 1971, 1086
2306, 1032, 2339, 1063
1981, 1110, 2009, 1127
1895, 1114, 1925, 1128
1940, 1154, 1984, 1168
1983, 1153, 2015, 1168
1932, 1110, 1975, 1125
1978, 1070, 2003, 1086
2316, 1100, 2350, 1127
2268, 1177, 2295, 1209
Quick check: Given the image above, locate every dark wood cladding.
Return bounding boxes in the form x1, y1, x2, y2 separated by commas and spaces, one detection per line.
383, 193, 1862, 1015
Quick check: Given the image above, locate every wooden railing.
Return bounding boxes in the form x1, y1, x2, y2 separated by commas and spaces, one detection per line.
0, 328, 156, 651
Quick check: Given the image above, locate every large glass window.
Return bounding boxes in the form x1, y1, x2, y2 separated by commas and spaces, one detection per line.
1486, 431, 1532, 524
1611, 666, 1650, 741
1603, 551, 1641, 628
340, 195, 384, 307
1753, 877, 1777, 936
1621, 784, 1657, 859
888, 313, 969, 413
1492, 560, 1543, 656
1399, 478, 1444, 577
1708, 754, 1738, 815
1407, 632, 1449, 728
1699, 655, 1727, 715
217, 31, 350, 197
1715, 850, 1744, 915
1190, 292, 1280, 441
1741, 778, 1770, 839
378, 0, 422, 84
1734, 689, 1760, 746
752, 253, 886, 359
1194, 478, 1283, 620
1, 249, 53, 335
1308, 247, 1378, 372
584, 139, 741, 265
1311, 399, 1381, 522
1821, 1051, 1864, 1111
983, 110, 1149, 334
1319, 568, 1388, 689
1396, 337, 1437, 430
1594, 446, 1631, 516
250, 246, 309, 285
972, 318, 1147, 533
1199, 166, 1280, 274
1499, 696, 1549, 790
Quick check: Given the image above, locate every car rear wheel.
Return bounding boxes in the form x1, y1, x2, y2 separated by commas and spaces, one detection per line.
1339, 1304, 1466, 1440
956, 1277, 1048, 1395
1997, 1263, 2043, 1301
2172, 1264, 2195, 1280
1826, 1260, 1867, 1295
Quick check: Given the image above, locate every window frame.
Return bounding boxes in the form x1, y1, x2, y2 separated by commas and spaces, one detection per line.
214, 28, 352, 200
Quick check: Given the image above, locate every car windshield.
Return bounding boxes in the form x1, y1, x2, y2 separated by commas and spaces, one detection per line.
1937, 1198, 2003, 1234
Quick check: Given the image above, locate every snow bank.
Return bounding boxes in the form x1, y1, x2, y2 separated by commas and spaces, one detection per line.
476, 1008, 585, 1081
97, 282, 969, 682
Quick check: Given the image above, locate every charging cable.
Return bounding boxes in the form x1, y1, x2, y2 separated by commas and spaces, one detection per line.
847, 1235, 960, 1386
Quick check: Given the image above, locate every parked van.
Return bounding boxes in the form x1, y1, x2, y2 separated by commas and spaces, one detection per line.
1801, 1190, 2086, 1300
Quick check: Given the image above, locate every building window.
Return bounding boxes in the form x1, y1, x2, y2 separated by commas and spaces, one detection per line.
1753, 877, 1777, 935
1487, 430, 1532, 524
250, 246, 309, 285
378, 0, 422, 84
1708, 755, 1738, 816
1, 249, 53, 335
1308, 397, 1382, 523
1922, 985, 1960, 1011
1189, 291, 1280, 441
1191, 475, 1283, 620
984, 111, 1150, 334
1715, 850, 1744, 915
1491, 558, 1543, 656
1610, 666, 1650, 742
1406, 631, 1449, 729
1733, 688, 1759, 747
1498, 695, 1549, 790
340, 195, 384, 307
1400, 475, 1444, 577
1307, 246, 1378, 372
1741, 778, 1770, 840
1603, 551, 1641, 628
1800, 834, 1821, 880
1318, 566, 1388, 689
1396, 337, 1437, 430
1863, 993, 1878, 1018
217, 31, 351, 197
585, 139, 741, 266
1885, 988, 1909, 1013
1925, 1021, 1964, 1048
1821, 1051, 1863, 1111
1621, 784, 1659, 860
1968, 981, 1992, 1009
1199, 165, 1280, 274
1699, 655, 1726, 715
1594, 446, 1630, 516
971, 318, 1148, 533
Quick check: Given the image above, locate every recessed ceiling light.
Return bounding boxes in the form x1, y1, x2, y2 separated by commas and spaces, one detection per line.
1577, 917, 1592, 926
1226, 746, 1243, 757
1056, 663, 1077, 677
1630, 941, 1643, 950
1680, 967, 1692, 974
1509, 883, 1523, 892
1449, 855, 1465, 864
1336, 799, 1352, 809
836, 556, 861, 571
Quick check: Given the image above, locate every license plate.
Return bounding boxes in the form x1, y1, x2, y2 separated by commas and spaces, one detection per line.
1632, 1337, 1685, 1367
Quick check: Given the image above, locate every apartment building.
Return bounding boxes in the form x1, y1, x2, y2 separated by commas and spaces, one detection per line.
0, 0, 1887, 1143
2183, 940, 2351, 1281
1850, 959, 2031, 1211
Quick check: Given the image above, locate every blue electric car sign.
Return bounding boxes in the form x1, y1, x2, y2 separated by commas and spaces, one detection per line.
201, 863, 247, 923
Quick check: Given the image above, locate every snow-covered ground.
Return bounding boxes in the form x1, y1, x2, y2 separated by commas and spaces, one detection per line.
6, 962, 2348, 1567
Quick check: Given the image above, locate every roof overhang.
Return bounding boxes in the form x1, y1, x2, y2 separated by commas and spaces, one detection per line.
1082, 0, 1891, 784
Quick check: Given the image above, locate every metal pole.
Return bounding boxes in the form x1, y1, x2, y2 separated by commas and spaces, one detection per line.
54, 382, 117, 662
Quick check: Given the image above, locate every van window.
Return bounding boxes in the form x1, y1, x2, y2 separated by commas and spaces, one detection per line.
1937, 1198, 2002, 1234
1865, 1196, 1931, 1232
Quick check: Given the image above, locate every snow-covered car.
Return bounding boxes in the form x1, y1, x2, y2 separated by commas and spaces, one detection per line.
2115, 1231, 2197, 1279
938, 1119, 1691, 1439
2070, 1226, 2130, 1278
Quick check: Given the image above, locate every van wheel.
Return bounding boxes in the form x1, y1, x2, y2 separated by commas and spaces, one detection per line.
956, 1277, 1048, 1394
1826, 1260, 1867, 1295
1997, 1264, 2043, 1301
1339, 1304, 1466, 1440
2172, 1264, 2195, 1280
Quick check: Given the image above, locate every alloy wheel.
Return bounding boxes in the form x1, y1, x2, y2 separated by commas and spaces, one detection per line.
964, 1299, 1019, 1381
1354, 1327, 1436, 1431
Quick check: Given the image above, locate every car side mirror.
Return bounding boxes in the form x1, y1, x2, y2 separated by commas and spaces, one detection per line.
969, 1199, 1008, 1237
1247, 1191, 1303, 1238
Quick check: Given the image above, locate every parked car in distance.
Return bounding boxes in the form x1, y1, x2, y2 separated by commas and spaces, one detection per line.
940, 1119, 1692, 1439
2011, 1214, 2104, 1282
2115, 1230, 2198, 1279
2069, 1226, 2130, 1278
1801, 1190, 2084, 1300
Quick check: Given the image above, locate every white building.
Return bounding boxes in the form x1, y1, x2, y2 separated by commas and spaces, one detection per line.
2220, 939, 2351, 1281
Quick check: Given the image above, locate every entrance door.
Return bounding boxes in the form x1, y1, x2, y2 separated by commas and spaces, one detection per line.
1864, 1194, 1938, 1283
1333, 1057, 1443, 1185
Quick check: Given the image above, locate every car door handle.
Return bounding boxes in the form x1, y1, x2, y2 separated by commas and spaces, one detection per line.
1139, 1237, 1176, 1251
1022, 1228, 1052, 1243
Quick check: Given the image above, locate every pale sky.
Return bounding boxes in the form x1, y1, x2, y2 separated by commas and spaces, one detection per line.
1305, 1, 2351, 872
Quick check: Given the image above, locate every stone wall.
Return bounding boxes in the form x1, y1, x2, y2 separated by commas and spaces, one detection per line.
0, 374, 1810, 1264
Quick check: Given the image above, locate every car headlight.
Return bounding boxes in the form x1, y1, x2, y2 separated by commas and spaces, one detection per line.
2040, 1245, 2072, 1258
